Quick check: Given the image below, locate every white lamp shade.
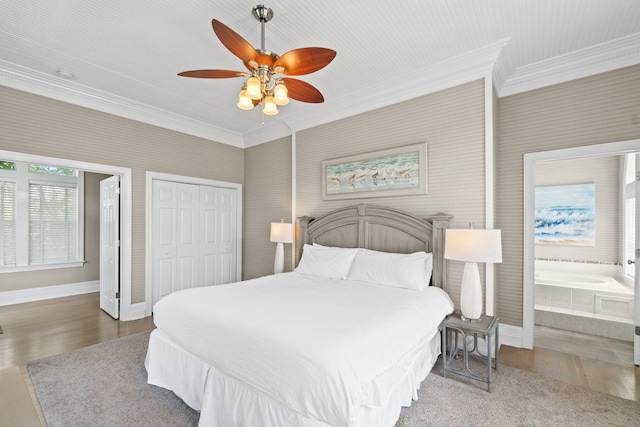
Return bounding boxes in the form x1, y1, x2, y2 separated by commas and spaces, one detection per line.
444, 229, 502, 263
270, 222, 293, 243
444, 228, 502, 321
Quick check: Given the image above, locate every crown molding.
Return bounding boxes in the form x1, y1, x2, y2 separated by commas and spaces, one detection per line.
498, 32, 640, 97
0, 60, 244, 147
243, 38, 510, 147
3, 31, 638, 148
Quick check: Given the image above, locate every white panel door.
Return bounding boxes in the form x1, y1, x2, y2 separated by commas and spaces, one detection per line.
199, 186, 219, 286
152, 180, 237, 307
199, 186, 238, 286
217, 187, 238, 284
176, 183, 199, 290
152, 180, 178, 305
100, 175, 120, 319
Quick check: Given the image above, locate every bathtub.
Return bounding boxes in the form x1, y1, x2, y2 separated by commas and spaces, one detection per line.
534, 261, 635, 342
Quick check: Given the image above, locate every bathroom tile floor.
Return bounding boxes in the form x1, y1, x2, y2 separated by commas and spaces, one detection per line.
534, 325, 634, 366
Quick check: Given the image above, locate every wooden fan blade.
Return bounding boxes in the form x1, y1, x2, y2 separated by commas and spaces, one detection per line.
212, 19, 259, 69
282, 78, 324, 103
274, 48, 336, 76
178, 69, 247, 78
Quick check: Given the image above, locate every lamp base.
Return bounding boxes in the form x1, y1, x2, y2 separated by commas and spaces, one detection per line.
274, 242, 284, 274
460, 262, 483, 321
460, 313, 482, 322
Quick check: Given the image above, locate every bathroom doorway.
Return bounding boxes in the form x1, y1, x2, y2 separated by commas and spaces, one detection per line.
523, 139, 640, 366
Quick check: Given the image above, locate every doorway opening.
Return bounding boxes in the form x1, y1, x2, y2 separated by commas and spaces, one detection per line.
523, 139, 640, 366
0, 149, 134, 320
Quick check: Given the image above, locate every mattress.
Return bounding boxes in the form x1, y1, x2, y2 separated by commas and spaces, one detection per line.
147, 272, 454, 426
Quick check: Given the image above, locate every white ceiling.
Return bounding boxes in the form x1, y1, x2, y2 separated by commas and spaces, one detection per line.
1, 0, 640, 147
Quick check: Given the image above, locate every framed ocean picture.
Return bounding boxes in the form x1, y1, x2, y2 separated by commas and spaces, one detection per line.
535, 183, 595, 246
321, 143, 427, 200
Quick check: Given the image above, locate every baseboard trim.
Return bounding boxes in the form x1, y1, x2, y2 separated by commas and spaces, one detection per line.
124, 302, 148, 321
0, 280, 99, 306
500, 324, 525, 348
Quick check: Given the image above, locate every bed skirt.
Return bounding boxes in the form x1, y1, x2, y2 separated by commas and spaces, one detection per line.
145, 328, 440, 427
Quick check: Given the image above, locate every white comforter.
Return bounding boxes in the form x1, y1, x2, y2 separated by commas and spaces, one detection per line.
151, 272, 454, 426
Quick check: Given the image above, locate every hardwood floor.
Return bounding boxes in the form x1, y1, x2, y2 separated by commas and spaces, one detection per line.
500, 329, 640, 402
0, 293, 638, 426
0, 293, 155, 426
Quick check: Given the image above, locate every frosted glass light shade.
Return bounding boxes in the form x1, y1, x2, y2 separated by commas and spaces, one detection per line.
237, 90, 254, 110
263, 96, 278, 115
246, 77, 262, 99
273, 82, 289, 105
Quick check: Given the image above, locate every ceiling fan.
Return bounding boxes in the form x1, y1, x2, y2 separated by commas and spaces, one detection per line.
178, 5, 336, 116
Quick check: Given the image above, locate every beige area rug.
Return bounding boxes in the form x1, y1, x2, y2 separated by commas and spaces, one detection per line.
27, 331, 638, 427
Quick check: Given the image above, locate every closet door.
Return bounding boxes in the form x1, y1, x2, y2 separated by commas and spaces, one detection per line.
152, 179, 238, 306
199, 186, 237, 286
176, 183, 199, 290
151, 180, 198, 304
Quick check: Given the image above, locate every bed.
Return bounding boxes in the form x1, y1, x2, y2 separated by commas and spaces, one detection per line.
146, 204, 454, 427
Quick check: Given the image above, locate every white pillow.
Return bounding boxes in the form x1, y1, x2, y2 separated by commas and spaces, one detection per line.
295, 244, 358, 279
347, 249, 431, 290
357, 248, 434, 287
423, 252, 433, 287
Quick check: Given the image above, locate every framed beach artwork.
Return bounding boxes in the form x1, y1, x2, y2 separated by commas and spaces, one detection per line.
321, 143, 427, 200
535, 183, 595, 246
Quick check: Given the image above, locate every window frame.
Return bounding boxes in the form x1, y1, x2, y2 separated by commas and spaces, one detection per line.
0, 161, 84, 272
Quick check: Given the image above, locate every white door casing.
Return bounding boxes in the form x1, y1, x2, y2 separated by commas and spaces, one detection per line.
633, 154, 639, 366
100, 175, 120, 319
523, 139, 640, 350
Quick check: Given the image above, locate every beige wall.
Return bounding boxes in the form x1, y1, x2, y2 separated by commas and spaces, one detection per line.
496, 64, 640, 327
295, 79, 487, 306
535, 156, 620, 264
0, 86, 244, 303
243, 137, 293, 280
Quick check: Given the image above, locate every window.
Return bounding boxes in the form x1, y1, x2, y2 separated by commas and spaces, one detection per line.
0, 161, 83, 271
0, 180, 16, 267
623, 154, 636, 278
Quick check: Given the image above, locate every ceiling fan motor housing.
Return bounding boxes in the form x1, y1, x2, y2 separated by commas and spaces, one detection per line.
252, 5, 274, 23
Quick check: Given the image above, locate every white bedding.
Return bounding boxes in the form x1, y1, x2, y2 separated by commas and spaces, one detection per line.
147, 272, 454, 427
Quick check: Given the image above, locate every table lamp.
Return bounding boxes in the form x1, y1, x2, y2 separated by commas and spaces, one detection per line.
270, 221, 293, 274
444, 229, 502, 321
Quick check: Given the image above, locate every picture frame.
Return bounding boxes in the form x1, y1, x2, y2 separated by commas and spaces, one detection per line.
322, 143, 427, 200
535, 183, 595, 246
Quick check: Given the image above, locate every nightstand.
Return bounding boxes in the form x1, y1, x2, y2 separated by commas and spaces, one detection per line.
441, 312, 499, 392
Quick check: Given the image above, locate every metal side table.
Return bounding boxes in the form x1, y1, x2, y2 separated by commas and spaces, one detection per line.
441, 312, 499, 392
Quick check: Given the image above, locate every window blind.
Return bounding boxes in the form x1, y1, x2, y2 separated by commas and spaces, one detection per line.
28, 183, 78, 265
0, 180, 16, 267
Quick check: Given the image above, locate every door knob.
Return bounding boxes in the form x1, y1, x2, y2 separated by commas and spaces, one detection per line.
628, 259, 636, 265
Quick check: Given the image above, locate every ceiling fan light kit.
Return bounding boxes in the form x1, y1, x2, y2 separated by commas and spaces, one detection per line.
179, 4, 336, 117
